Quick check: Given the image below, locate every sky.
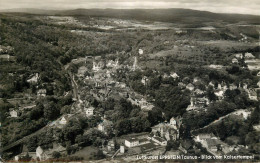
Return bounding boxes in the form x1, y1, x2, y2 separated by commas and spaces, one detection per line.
0, 0, 259, 15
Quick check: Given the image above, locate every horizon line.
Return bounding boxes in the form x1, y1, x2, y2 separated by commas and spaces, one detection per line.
0, 7, 260, 16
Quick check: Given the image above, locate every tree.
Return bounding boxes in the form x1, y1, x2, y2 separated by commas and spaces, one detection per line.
52, 151, 61, 159
148, 107, 163, 126
44, 101, 60, 120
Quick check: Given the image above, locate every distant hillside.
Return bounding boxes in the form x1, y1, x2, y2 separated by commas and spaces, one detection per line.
1, 8, 260, 24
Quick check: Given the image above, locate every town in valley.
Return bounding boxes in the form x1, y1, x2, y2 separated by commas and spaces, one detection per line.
0, 7, 260, 162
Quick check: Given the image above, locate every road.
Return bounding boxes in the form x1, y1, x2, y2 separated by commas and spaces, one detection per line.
192, 109, 250, 132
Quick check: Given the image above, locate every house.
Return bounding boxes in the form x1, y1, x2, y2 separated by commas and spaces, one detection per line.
97, 119, 113, 134
93, 60, 105, 71
178, 82, 186, 89
195, 133, 215, 142
120, 145, 125, 153
77, 66, 88, 77
257, 81, 260, 88
151, 117, 182, 142
106, 59, 119, 68
246, 89, 258, 101
193, 77, 200, 83
85, 107, 95, 116
235, 53, 243, 59
229, 84, 238, 90
36, 146, 49, 161
59, 116, 68, 125
186, 83, 195, 91
10, 110, 18, 118
194, 89, 204, 96
107, 140, 115, 152
151, 136, 167, 146
37, 89, 46, 97
233, 110, 251, 120
139, 49, 144, 55
169, 117, 182, 129
214, 90, 224, 99
244, 52, 255, 59
170, 72, 179, 79
232, 58, 238, 64
141, 76, 149, 86
125, 138, 140, 148
27, 73, 39, 83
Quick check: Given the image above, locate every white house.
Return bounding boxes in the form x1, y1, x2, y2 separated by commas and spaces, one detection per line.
36, 146, 48, 161
125, 138, 139, 148
235, 53, 243, 59
93, 60, 105, 71
138, 49, 144, 55
59, 116, 68, 125
247, 89, 258, 101
232, 58, 238, 64
170, 117, 177, 129
141, 76, 149, 86
214, 90, 224, 99
37, 89, 46, 97
97, 119, 113, 133
10, 110, 18, 118
244, 52, 255, 59
186, 83, 195, 91
170, 72, 179, 79
27, 73, 39, 83
85, 107, 95, 117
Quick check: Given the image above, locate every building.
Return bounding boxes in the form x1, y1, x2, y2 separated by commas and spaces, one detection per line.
229, 84, 238, 90
257, 81, 260, 88
186, 83, 195, 91
85, 107, 95, 117
27, 73, 39, 83
151, 116, 182, 142
195, 133, 216, 142
120, 145, 125, 153
246, 89, 258, 101
232, 58, 238, 64
59, 116, 68, 125
10, 110, 18, 118
107, 140, 115, 152
97, 119, 113, 134
36, 146, 48, 161
77, 66, 88, 77
139, 49, 144, 55
151, 136, 167, 146
141, 76, 149, 86
214, 90, 224, 99
170, 72, 179, 79
124, 137, 150, 148
257, 72, 260, 77
106, 59, 119, 68
235, 53, 243, 59
125, 138, 140, 148
244, 52, 255, 59
37, 89, 47, 97
93, 60, 105, 71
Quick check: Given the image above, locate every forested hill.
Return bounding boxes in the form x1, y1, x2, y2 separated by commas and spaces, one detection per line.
1, 8, 260, 24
